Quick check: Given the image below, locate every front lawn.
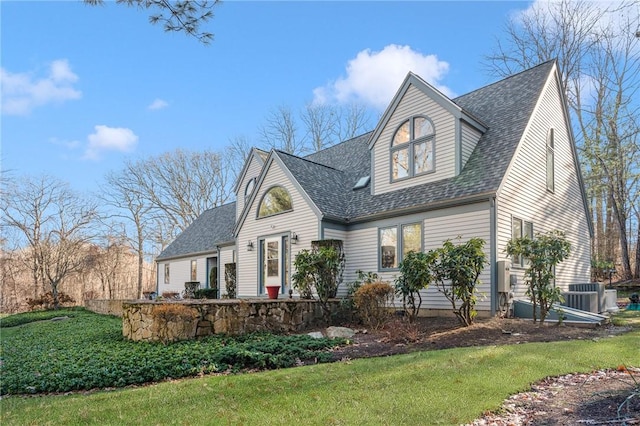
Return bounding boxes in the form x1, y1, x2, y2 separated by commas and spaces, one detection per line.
1, 309, 638, 425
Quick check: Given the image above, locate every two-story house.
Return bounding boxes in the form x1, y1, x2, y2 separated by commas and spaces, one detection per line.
156, 60, 593, 316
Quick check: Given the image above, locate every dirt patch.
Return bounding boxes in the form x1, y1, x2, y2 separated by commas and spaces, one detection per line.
322, 316, 639, 425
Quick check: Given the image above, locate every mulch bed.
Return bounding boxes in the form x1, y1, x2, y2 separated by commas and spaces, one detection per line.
321, 316, 639, 425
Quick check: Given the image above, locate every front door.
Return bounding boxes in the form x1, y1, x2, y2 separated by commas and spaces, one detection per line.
264, 237, 281, 291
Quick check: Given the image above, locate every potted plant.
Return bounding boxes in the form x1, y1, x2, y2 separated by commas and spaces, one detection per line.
266, 285, 280, 299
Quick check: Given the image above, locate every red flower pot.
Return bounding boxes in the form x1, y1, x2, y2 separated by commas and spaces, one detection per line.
266, 286, 280, 299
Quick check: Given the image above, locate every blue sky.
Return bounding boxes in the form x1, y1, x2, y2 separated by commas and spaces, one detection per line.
1, 1, 534, 194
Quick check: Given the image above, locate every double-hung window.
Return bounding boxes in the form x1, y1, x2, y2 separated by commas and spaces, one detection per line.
379, 223, 423, 270
511, 217, 534, 267
391, 116, 435, 181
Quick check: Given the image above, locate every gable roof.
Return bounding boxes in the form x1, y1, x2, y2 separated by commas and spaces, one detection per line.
369, 72, 488, 150
158, 60, 563, 259
233, 148, 268, 193
156, 202, 236, 261
277, 60, 556, 223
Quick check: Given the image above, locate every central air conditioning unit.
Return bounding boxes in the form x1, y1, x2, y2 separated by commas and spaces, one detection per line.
569, 283, 605, 313
562, 291, 598, 313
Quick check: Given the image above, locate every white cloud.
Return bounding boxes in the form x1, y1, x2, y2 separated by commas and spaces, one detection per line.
1, 59, 82, 115
84, 125, 138, 160
148, 98, 169, 110
313, 45, 453, 110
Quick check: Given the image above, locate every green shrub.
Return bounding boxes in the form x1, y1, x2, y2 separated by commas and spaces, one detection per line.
292, 245, 345, 323
353, 281, 394, 329
194, 288, 218, 299
434, 237, 487, 326
395, 251, 437, 322
505, 230, 571, 323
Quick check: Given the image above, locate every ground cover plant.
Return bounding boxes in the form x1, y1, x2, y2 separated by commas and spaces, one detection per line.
0, 309, 343, 395
1, 323, 637, 425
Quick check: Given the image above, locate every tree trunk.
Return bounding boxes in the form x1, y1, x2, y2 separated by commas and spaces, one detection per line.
634, 220, 640, 279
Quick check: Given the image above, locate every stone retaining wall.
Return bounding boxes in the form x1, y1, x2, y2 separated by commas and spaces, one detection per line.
84, 299, 128, 317
122, 299, 342, 342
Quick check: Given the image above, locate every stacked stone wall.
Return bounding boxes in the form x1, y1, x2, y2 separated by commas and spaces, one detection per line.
122, 299, 342, 342
84, 299, 128, 317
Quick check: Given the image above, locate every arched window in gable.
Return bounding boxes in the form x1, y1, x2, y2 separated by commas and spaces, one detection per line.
245, 178, 256, 203
258, 186, 293, 218
391, 116, 435, 181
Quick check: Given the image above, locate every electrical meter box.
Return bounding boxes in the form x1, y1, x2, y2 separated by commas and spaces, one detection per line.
497, 260, 511, 293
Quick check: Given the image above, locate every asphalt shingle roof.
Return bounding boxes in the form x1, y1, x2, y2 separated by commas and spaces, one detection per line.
158, 61, 556, 257
280, 61, 555, 222
156, 202, 236, 260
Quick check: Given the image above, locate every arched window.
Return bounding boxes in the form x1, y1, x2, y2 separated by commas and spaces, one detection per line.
258, 186, 293, 218
391, 116, 435, 181
245, 178, 256, 203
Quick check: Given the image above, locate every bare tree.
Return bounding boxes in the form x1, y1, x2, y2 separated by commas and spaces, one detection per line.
259, 102, 372, 155
117, 148, 234, 244
334, 103, 372, 142
301, 103, 338, 152
260, 105, 305, 155
485, 0, 640, 278
101, 170, 154, 299
1, 175, 98, 308
226, 135, 253, 182
84, 0, 220, 44
86, 237, 128, 299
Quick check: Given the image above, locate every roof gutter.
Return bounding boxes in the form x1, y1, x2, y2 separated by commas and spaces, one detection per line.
156, 240, 235, 262
342, 191, 497, 225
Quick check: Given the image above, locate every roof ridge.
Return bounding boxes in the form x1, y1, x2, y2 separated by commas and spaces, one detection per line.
302, 130, 373, 159
454, 59, 555, 101
275, 150, 343, 172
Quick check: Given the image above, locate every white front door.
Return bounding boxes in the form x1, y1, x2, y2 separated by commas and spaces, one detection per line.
264, 237, 281, 289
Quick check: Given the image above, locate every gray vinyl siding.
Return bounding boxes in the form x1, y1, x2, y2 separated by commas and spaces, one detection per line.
497, 74, 591, 299
422, 202, 492, 312
219, 246, 235, 297
157, 257, 208, 295
236, 156, 263, 221
372, 85, 457, 195
342, 227, 382, 286
236, 159, 320, 296
339, 202, 492, 312
460, 122, 482, 171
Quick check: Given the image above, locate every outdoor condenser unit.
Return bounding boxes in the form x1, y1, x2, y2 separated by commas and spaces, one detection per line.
569, 283, 605, 313
497, 260, 511, 293
562, 291, 598, 313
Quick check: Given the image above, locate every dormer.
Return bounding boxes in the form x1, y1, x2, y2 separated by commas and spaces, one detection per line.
233, 148, 268, 220
369, 73, 487, 195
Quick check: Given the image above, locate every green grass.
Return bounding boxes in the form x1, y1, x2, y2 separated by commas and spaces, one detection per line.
611, 309, 640, 327
1, 309, 638, 425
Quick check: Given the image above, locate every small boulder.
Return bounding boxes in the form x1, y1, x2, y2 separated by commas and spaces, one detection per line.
307, 331, 324, 339
326, 326, 355, 339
